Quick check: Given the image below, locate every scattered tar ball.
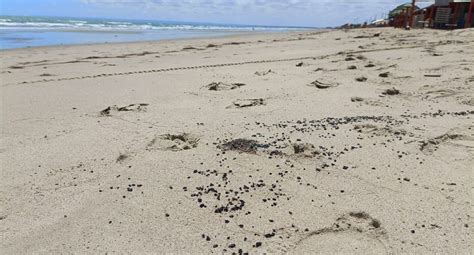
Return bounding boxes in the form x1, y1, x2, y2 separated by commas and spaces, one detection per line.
165, 213, 170, 217
264, 233, 275, 238
371, 219, 381, 228
255, 242, 262, 248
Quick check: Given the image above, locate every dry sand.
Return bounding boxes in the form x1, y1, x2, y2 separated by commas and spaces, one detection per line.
1, 28, 473, 254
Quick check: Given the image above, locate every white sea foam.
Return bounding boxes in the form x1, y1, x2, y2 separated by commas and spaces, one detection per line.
0, 16, 308, 32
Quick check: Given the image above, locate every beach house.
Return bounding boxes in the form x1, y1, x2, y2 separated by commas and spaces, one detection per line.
428, 0, 473, 28
390, 0, 473, 29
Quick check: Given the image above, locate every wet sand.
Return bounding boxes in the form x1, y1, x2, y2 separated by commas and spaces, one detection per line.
1, 28, 473, 253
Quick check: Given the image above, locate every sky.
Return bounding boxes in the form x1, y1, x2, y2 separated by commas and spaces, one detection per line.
0, 0, 433, 27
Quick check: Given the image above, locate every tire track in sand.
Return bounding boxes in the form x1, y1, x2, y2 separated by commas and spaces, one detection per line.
11, 45, 433, 86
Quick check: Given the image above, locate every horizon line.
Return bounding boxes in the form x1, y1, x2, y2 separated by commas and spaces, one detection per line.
0, 14, 326, 29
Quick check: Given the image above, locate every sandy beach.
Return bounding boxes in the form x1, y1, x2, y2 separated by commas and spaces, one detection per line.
1, 28, 473, 253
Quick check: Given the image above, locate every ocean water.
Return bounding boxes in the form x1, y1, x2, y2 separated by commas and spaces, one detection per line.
0, 16, 309, 50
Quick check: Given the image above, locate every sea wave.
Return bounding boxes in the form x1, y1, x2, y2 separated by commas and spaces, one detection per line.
0, 16, 307, 31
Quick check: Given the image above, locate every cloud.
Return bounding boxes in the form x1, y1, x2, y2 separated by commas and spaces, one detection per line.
81, 0, 405, 9
79, 0, 414, 26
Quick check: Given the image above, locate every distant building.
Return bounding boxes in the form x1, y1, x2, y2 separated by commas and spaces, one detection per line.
371, 19, 389, 27
393, 0, 474, 29
429, 0, 473, 28
389, 3, 420, 28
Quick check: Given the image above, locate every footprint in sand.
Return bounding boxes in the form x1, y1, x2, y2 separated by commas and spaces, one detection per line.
284, 142, 321, 158
351, 97, 364, 102
228, 98, 266, 109
422, 89, 472, 106
288, 211, 388, 254
100, 103, 149, 116
419, 130, 474, 154
147, 133, 199, 151
425, 89, 459, 99
309, 79, 339, 89
255, 69, 274, 76
204, 82, 246, 91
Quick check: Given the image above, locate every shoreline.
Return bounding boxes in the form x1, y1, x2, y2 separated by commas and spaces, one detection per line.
0, 29, 320, 52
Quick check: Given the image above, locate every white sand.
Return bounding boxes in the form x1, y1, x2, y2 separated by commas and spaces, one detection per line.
1, 28, 473, 253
